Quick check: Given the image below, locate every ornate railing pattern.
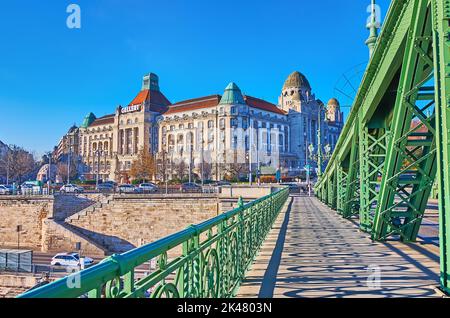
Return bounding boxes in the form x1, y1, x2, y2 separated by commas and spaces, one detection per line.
18, 188, 289, 298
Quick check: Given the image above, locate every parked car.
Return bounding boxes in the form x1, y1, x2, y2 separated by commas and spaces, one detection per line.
51, 252, 94, 268
180, 182, 202, 193
96, 183, 115, 193
19, 183, 42, 195
118, 184, 142, 194
139, 183, 158, 193
59, 184, 84, 194
216, 181, 231, 186
0, 185, 12, 195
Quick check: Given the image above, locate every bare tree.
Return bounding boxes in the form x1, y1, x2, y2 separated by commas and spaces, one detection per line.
0, 145, 37, 183
173, 160, 187, 181
130, 146, 156, 182
224, 163, 249, 181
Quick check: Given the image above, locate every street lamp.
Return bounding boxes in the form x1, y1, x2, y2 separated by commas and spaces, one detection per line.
16, 225, 22, 250
95, 150, 103, 188
308, 104, 332, 179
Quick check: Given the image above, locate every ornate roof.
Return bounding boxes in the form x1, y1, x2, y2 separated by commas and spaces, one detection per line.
244, 95, 286, 115
81, 112, 96, 128
164, 95, 222, 115
327, 98, 340, 107
90, 114, 115, 127
219, 82, 245, 105
283, 71, 311, 90
128, 89, 171, 114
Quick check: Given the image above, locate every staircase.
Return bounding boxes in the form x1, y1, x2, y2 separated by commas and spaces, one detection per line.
63, 195, 135, 254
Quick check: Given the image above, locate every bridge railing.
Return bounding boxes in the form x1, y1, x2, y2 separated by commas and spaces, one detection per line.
18, 187, 289, 298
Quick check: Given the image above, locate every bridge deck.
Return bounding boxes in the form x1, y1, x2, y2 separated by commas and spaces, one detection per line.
238, 195, 442, 298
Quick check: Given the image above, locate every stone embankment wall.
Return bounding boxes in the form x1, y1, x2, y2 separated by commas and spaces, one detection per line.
67, 195, 219, 253
0, 194, 101, 250
0, 188, 275, 256
0, 196, 53, 249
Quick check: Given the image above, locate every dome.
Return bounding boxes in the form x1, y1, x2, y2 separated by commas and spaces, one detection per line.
81, 112, 97, 128
327, 98, 340, 109
283, 71, 311, 90
67, 124, 78, 134
219, 82, 245, 105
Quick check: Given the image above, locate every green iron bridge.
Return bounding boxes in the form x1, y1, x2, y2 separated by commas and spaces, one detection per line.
15, 0, 450, 298
314, 0, 450, 295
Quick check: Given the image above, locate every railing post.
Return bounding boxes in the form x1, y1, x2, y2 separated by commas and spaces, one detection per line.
237, 197, 245, 283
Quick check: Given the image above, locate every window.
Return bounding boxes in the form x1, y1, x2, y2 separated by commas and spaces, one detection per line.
188, 123, 194, 129
231, 106, 236, 114
170, 125, 175, 131
219, 118, 225, 129
231, 118, 238, 127
179, 124, 184, 130
208, 120, 214, 129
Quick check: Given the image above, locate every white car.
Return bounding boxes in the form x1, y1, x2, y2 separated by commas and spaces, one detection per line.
51, 253, 94, 267
0, 185, 12, 195
59, 184, 84, 194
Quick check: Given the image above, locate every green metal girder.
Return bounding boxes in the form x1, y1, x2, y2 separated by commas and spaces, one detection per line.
316, 0, 450, 294
373, 0, 437, 242
359, 124, 390, 232
431, 0, 450, 294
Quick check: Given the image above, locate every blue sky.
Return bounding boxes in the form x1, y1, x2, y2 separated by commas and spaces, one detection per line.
0, 0, 390, 156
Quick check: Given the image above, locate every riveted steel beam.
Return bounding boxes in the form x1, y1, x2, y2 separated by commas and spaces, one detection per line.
431, 0, 450, 294
373, 0, 436, 242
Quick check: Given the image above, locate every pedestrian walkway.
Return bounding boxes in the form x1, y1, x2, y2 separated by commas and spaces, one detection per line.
237, 195, 442, 298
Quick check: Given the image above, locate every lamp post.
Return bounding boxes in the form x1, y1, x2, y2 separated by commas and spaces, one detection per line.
16, 225, 22, 250
308, 104, 331, 178
67, 139, 72, 185
6, 149, 9, 186
95, 150, 103, 188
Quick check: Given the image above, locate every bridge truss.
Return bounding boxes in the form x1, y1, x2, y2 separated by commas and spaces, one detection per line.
315, 0, 450, 294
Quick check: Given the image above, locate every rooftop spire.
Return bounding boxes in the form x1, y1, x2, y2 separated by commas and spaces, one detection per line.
365, 0, 380, 58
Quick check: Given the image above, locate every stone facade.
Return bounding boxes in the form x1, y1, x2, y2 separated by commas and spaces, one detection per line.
55, 71, 343, 182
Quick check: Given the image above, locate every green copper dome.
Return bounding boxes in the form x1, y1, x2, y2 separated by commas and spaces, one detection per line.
219, 82, 245, 105
81, 112, 96, 128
